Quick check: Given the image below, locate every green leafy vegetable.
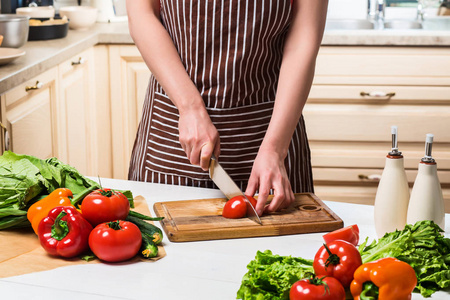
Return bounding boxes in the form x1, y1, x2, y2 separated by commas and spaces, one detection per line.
359, 220, 450, 297
0, 151, 134, 230
236, 250, 314, 300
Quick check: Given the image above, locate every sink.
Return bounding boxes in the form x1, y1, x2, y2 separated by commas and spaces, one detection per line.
383, 20, 422, 30
422, 16, 450, 30
325, 19, 375, 30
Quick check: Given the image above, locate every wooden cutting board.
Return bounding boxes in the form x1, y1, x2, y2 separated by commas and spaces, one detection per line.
153, 193, 343, 242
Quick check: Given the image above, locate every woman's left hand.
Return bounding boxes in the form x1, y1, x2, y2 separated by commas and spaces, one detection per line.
245, 149, 295, 216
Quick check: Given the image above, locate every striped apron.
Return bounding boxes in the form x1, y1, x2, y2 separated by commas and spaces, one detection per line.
128, 0, 314, 193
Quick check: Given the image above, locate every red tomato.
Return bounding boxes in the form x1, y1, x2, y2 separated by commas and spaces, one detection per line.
89, 220, 142, 262
81, 188, 130, 226
323, 224, 359, 246
290, 276, 345, 300
313, 240, 362, 288
222, 195, 257, 219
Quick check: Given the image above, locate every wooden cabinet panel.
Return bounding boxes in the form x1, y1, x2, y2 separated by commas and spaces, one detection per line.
309, 85, 450, 104
3, 68, 58, 159
304, 103, 450, 142
109, 45, 151, 179
307, 46, 450, 210
315, 47, 450, 84
57, 48, 97, 176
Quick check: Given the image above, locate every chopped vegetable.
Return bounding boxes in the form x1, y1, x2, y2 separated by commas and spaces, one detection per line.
323, 224, 359, 246
359, 220, 450, 297
38, 206, 93, 258
236, 250, 314, 300
350, 257, 417, 300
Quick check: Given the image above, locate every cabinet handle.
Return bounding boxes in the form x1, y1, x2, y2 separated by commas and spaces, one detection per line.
71, 57, 85, 65
358, 174, 382, 181
0, 122, 9, 152
25, 81, 43, 92
360, 91, 396, 98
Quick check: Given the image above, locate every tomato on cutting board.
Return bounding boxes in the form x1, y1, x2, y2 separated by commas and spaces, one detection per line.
323, 224, 359, 246
222, 195, 257, 219
81, 188, 130, 227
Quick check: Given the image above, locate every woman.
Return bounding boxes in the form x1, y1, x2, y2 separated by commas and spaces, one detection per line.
127, 0, 328, 216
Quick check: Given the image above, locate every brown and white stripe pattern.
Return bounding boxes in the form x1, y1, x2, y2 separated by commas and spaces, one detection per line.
129, 0, 314, 193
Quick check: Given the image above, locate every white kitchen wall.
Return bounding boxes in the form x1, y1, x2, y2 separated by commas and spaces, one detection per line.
327, 0, 368, 19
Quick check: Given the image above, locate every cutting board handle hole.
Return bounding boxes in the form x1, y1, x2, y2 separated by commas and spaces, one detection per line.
298, 205, 321, 212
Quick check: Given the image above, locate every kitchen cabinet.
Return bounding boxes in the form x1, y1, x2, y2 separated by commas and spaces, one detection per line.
304, 46, 450, 211
0, 47, 99, 177
56, 48, 97, 176
1, 67, 59, 159
108, 45, 151, 179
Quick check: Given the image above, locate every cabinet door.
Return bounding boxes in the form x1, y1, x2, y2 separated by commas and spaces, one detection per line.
57, 48, 97, 176
0, 95, 6, 154
3, 67, 58, 159
109, 45, 151, 179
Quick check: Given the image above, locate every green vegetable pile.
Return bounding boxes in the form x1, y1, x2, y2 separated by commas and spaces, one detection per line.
236, 250, 314, 300
237, 221, 450, 299
0, 151, 132, 230
359, 220, 450, 297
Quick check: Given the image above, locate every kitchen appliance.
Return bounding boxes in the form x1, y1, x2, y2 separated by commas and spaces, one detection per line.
0, 15, 29, 48
153, 193, 343, 242
209, 155, 262, 225
373, 125, 410, 238
90, 0, 127, 23
407, 134, 445, 229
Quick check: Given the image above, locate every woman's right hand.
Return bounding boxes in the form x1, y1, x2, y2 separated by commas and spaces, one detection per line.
178, 108, 220, 171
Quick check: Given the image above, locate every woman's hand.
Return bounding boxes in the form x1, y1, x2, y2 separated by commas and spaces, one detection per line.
178, 107, 220, 171
245, 148, 295, 216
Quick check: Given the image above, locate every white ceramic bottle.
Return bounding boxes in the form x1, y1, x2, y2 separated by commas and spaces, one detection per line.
374, 126, 410, 238
407, 134, 445, 229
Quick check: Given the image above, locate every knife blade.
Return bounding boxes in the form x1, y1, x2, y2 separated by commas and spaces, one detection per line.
209, 155, 262, 225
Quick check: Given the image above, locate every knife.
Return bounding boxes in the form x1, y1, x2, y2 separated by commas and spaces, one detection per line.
209, 155, 262, 225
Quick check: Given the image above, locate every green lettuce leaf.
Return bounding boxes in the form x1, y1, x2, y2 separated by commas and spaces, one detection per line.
359, 220, 450, 297
237, 250, 314, 300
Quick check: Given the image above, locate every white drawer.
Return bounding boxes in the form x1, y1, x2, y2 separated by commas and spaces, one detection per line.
303, 103, 450, 143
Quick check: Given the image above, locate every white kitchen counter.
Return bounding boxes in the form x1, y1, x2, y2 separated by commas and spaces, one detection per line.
0, 177, 449, 300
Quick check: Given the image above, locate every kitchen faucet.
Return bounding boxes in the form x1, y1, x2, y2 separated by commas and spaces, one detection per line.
368, 0, 385, 29
417, 0, 425, 22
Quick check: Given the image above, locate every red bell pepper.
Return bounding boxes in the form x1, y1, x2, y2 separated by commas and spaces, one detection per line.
38, 206, 93, 258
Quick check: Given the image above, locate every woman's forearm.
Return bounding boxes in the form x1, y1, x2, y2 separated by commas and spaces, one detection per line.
260, 0, 328, 157
126, 0, 205, 114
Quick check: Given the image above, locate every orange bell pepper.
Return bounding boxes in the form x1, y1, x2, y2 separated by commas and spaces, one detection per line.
27, 188, 74, 234
350, 257, 417, 300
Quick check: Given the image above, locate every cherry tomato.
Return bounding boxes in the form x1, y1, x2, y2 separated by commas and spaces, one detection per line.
323, 224, 359, 246
313, 240, 362, 288
89, 220, 142, 262
222, 195, 257, 219
290, 276, 345, 300
81, 188, 130, 226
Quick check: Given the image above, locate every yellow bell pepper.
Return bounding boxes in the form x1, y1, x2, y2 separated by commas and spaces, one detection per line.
27, 188, 74, 234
